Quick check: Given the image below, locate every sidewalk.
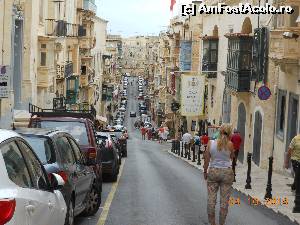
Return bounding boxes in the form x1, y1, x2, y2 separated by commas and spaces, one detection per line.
167, 142, 300, 224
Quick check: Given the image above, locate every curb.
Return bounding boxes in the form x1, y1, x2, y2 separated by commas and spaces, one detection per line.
167, 150, 300, 225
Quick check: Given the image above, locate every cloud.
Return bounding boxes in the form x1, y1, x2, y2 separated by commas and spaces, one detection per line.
97, 0, 173, 37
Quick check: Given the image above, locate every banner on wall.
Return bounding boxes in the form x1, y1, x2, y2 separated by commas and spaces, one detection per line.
180, 74, 205, 117
179, 41, 192, 71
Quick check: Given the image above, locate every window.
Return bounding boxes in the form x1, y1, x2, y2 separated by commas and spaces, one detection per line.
41, 44, 47, 49
56, 137, 76, 164
18, 141, 48, 190
81, 65, 87, 75
290, 6, 299, 27
202, 39, 218, 72
68, 138, 83, 162
23, 136, 55, 164
40, 52, 47, 66
1, 141, 32, 188
276, 89, 287, 139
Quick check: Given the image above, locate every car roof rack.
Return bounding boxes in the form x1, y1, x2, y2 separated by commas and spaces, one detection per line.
29, 103, 96, 122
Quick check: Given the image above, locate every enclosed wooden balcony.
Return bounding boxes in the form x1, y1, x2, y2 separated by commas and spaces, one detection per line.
225, 34, 252, 92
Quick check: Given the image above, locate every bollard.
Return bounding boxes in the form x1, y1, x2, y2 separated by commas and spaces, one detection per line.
197, 143, 201, 165
181, 142, 184, 157
184, 144, 188, 158
188, 144, 191, 160
171, 140, 175, 153
264, 156, 273, 200
177, 141, 180, 156
192, 144, 196, 162
294, 164, 300, 213
245, 152, 252, 189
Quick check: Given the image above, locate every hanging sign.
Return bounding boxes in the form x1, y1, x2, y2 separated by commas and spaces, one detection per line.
258, 85, 271, 101
0, 66, 9, 98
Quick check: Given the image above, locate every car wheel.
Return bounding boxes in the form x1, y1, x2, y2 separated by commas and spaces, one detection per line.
65, 198, 74, 225
83, 183, 101, 216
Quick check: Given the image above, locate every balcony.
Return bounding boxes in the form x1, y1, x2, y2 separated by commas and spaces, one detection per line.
79, 36, 94, 49
80, 75, 89, 87
37, 67, 54, 88
225, 70, 251, 92
269, 30, 300, 65
45, 19, 79, 37
225, 34, 252, 92
83, 0, 97, 13
66, 90, 78, 104
66, 77, 79, 104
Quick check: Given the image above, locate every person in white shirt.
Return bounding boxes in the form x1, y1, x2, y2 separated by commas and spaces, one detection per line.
182, 131, 192, 155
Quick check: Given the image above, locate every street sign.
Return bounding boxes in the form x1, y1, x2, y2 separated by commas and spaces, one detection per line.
258, 85, 271, 101
0, 65, 9, 98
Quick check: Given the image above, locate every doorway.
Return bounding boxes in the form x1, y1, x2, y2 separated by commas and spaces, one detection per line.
252, 111, 263, 166
286, 93, 299, 153
237, 103, 246, 162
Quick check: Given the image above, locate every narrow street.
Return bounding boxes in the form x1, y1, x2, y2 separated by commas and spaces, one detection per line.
75, 78, 297, 225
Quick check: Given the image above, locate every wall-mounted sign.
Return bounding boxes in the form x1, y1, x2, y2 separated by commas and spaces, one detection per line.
258, 85, 271, 101
181, 74, 205, 116
0, 66, 9, 98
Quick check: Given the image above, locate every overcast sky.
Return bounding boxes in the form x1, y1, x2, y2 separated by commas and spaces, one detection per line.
97, 0, 192, 37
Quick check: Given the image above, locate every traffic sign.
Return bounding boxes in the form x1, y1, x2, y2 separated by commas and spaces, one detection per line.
258, 85, 271, 101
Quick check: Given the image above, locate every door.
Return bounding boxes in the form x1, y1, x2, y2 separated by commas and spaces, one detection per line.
0, 140, 32, 225
68, 137, 93, 204
237, 103, 246, 162
286, 94, 299, 153
222, 91, 231, 123
252, 111, 262, 166
17, 140, 66, 225
56, 136, 86, 209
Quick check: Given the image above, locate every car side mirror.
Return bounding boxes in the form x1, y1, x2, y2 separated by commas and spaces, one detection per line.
49, 173, 65, 190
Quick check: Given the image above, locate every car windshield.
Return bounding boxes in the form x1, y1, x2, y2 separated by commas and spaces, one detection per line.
23, 136, 55, 164
39, 121, 89, 145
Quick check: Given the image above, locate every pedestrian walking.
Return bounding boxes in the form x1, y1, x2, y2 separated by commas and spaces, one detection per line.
141, 126, 147, 140
231, 129, 242, 182
158, 126, 164, 144
194, 133, 201, 155
162, 128, 169, 142
182, 131, 192, 155
147, 128, 153, 140
203, 123, 234, 225
285, 134, 300, 191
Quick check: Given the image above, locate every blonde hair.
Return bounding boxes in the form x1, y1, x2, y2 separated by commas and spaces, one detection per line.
217, 123, 232, 151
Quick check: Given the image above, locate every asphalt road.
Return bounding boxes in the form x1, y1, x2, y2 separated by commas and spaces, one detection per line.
75, 77, 297, 225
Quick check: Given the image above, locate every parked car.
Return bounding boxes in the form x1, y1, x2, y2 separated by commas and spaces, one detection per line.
107, 133, 122, 165
28, 104, 103, 198
110, 131, 127, 157
0, 129, 66, 225
18, 129, 101, 225
130, 111, 136, 117
95, 132, 120, 182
